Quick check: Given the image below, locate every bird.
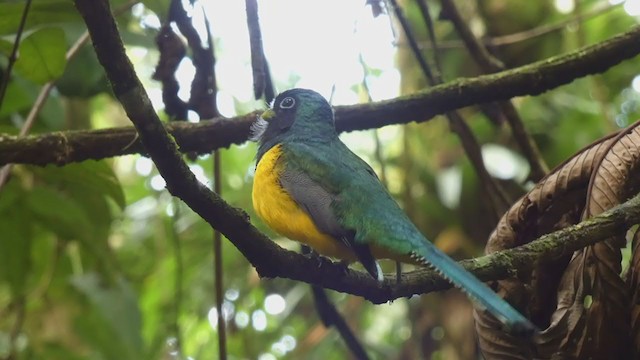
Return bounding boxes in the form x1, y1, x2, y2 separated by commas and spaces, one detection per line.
251, 88, 535, 334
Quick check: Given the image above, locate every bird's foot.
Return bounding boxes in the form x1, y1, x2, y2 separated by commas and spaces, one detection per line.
302, 246, 336, 270
336, 259, 350, 275
395, 261, 402, 285
303, 248, 323, 268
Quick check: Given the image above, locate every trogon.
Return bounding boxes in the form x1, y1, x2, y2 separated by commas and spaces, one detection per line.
251, 88, 534, 334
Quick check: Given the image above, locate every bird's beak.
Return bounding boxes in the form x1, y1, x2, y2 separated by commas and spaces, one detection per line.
260, 109, 276, 122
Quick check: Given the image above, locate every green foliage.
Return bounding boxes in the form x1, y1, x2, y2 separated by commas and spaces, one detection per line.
71, 273, 144, 360
0, 79, 33, 118
27, 185, 93, 241
13, 27, 67, 84
0, 0, 80, 36
56, 46, 110, 98
0, 182, 31, 296
34, 161, 126, 210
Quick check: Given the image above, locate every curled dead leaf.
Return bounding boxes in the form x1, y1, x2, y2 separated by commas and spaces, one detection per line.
627, 230, 640, 356
541, 124, 640, 358
475, 132, 619, 358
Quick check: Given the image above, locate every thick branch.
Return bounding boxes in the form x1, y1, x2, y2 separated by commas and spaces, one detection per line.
0, 113, 258, 166
3, 24, 640, 166
268, 191, 640, 304
70, 1, 640, 307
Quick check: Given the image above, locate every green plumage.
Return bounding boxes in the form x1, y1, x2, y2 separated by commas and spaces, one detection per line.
283, 139, 421, 254
253, 88, 535, 335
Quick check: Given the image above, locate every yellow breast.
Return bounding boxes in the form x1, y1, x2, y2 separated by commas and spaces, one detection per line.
252, 145, 354, 260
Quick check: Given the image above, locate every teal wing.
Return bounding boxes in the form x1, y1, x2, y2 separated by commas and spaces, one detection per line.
283, 140, 535, 334
282, 140, 425, 254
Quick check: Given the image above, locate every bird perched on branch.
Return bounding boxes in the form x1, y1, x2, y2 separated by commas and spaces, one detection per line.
251, 88, 535, 334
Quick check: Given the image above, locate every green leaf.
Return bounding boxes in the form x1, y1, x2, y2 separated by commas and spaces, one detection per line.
71, 273, 144, 360
0, 77, 35, 118
33, 161, 126, 210
0, 0, 80, 36
36, 343, 87, 360
0, 125, 18, 135
26, 186, 93, 241
14, 27, 67, 84
0, 38, 13, 56
66, 186, 113, 245
56, 45, 110, 98
0, 199, 32, 295
0, 179, 21, 212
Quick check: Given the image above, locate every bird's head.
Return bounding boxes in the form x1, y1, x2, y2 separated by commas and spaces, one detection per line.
251, 88, 336, 160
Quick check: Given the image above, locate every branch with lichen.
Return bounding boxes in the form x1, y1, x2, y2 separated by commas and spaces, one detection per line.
2, 24, 640, 166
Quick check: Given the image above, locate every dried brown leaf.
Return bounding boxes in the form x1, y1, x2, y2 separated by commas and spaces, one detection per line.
475, 133, 618, 359
474, 278, 534, 360
541, 124, 640, 359
152, 25, 188, 120
627, 230, 640, 357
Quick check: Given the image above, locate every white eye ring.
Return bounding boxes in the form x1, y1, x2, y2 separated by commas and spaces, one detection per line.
279, 97, 295, 109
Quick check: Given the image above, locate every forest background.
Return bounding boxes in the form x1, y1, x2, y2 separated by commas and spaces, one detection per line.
2, 0, 640, 359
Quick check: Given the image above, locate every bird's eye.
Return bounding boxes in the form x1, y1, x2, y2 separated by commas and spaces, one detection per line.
279, 97, 295, 109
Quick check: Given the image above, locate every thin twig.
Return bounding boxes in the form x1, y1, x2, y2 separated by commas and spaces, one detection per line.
246, 0, 266, 99
0, 0, 138, 190
192, 5, 227, 357
392, 0, 510, 214
415, 0, 442, 77
439, 0, 548, 181
213, 150, 226, 360
27, 239, 63, 302
7, 297, 26, 360
446, 111, 511, 214
357, 54, 387, 186
0, 81, 54, 188
0, 0, 33, 191
438, 0, 502, 73
168, 200, 184, 355
311, 285, 370, 359
414, 2, 620, 50
245, 0, 273, 103
573, 1, 615, 131
498, 101, 548, 180
386, 0, 435, 84
302, 246, 370, 360
0, 0, 32, 110
205, 24, 227, 360
485, 2, 618, 48
262, 60, 275, 103
14, 0, 136, 132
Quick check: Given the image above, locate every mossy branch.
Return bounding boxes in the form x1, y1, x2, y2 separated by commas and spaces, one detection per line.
2, 24, 640, 166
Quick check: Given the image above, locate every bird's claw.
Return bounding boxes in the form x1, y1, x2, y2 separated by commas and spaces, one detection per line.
302, 247, 336, 270
336, 260, 350, 275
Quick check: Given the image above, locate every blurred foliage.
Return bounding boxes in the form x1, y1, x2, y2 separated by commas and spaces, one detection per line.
1, 0, 640, 359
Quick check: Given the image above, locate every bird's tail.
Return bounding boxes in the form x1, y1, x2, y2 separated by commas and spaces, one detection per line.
412, 241, 536, 335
